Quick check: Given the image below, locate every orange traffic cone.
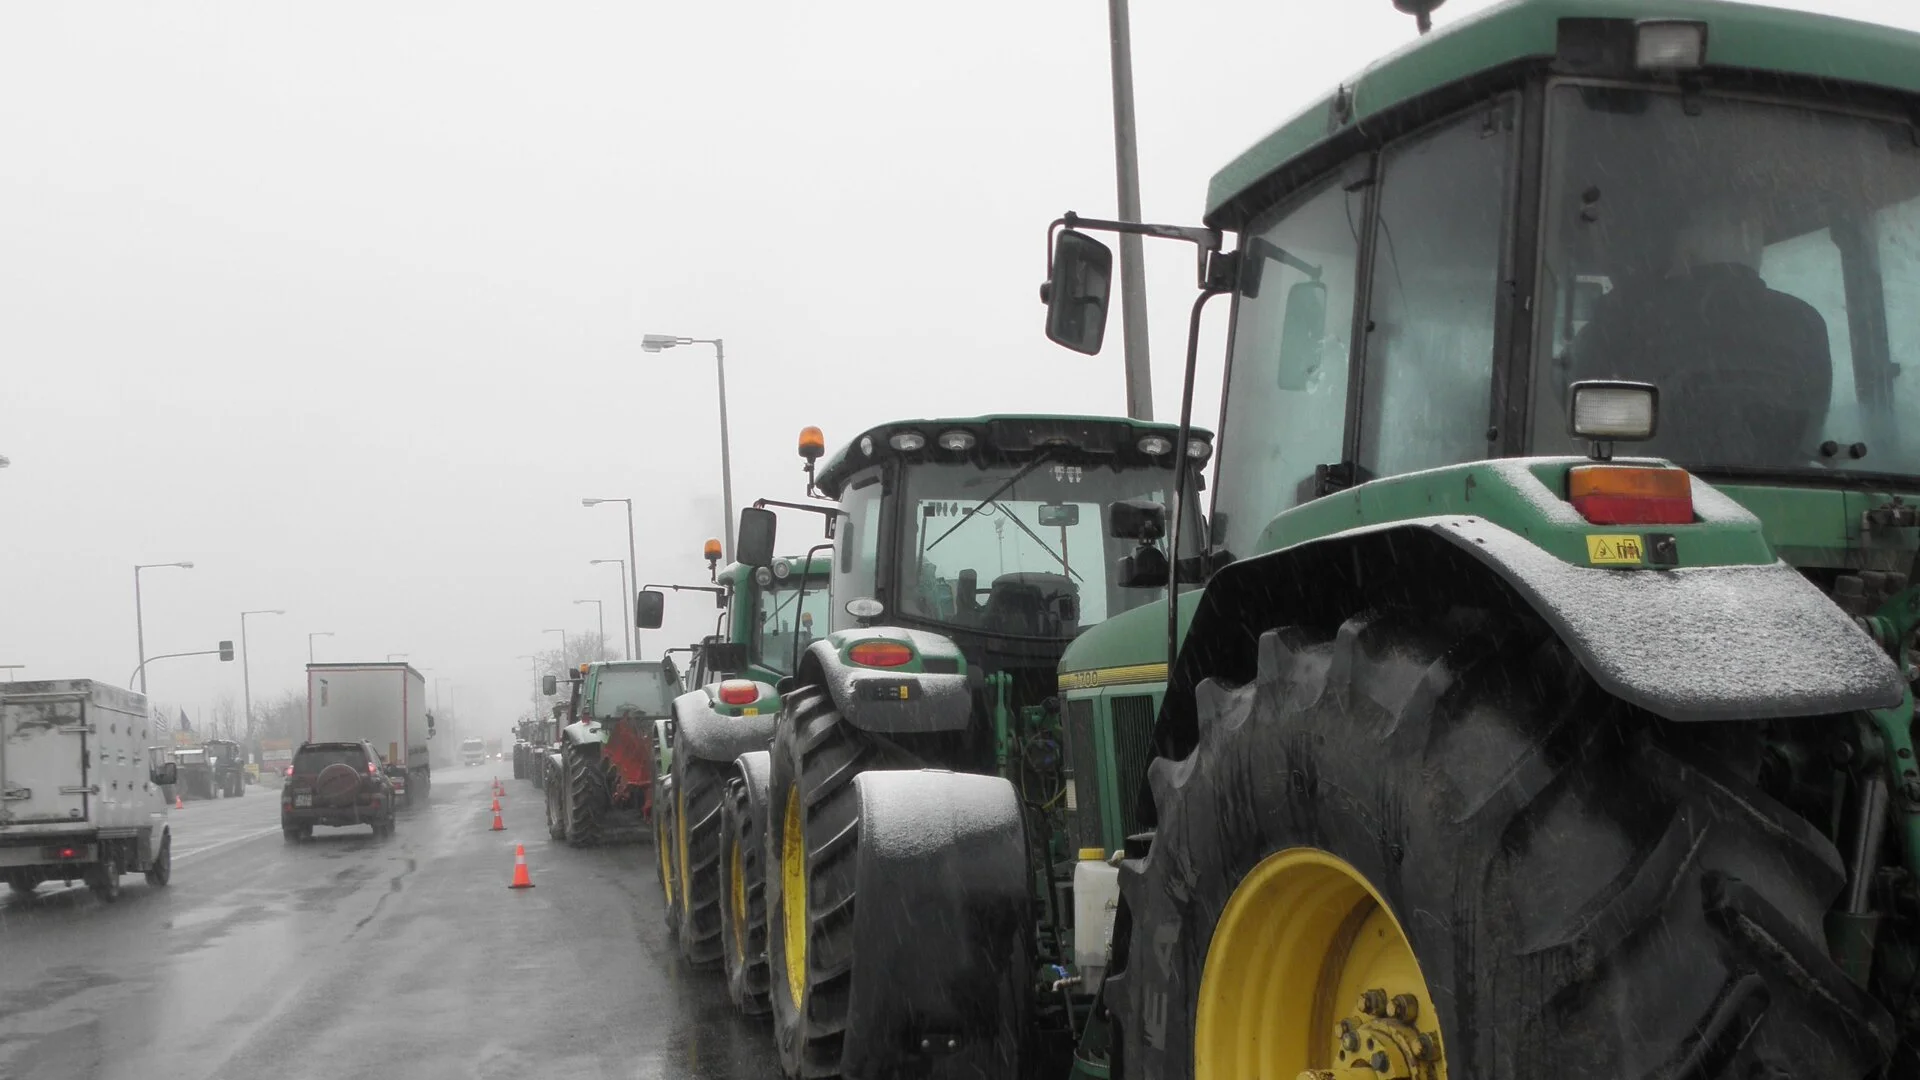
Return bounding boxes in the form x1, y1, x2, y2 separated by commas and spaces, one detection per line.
507, 843, 534, 889
490, 796, 501, 811
174, 794, 184, 810
491, 806, 505, 831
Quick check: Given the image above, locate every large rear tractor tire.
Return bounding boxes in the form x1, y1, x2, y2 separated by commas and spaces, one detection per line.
766, 686, 920, 1078
564, 743, 609, 848
721, 754, 773, 1015
673, 752, 728, 966
1108, 608, 1894, 1080
655, 775, 682, 933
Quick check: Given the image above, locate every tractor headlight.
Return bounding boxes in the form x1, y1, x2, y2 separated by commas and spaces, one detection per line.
1569, 380, 1658, 441
1137, 435, 1173, 456
1186, 438, 1212, 462
937, 430, 976, 452
1635, 19, 1707, 71
888, 431, 927, 452
754, 567, 773, 587
771, 558, 792, 581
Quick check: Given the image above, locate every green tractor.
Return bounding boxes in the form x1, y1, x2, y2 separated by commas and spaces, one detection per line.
639, 537, 832, 1002
727, 414, 1207, 1073
743, 2, 1920, 1078
539, 659, 680, 847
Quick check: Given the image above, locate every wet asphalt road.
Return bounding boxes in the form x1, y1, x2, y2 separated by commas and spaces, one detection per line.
0, 768, 782, 1080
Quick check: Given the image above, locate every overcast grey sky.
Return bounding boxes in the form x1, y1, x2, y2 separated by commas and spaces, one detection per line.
4, 0, 1914, 731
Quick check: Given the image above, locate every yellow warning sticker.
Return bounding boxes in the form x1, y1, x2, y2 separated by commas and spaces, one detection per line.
1586, 534, 1645, 566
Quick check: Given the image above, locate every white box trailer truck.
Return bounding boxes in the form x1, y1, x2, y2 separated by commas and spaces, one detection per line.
306, 663, 434, 806
0, 680, 174, 900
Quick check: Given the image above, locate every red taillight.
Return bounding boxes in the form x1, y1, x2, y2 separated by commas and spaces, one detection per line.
718, 680, 758, 706
848, 641, 914, 668
1568, 465, 1693, 525
367, 761, 378, 776
283, 803, 293, 812
58, 847, 78, 859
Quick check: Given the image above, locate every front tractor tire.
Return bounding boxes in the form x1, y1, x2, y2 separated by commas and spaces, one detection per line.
672, 752, 728, 966
1108, 608, 1894, 1080
721, 754, 773, 1015
655, 774, 682, 933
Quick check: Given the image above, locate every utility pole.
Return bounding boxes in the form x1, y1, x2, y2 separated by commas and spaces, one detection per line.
1108, 0, 1153, 420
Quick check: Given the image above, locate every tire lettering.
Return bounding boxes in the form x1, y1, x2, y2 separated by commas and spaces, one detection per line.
1144, 989, 1168, 1049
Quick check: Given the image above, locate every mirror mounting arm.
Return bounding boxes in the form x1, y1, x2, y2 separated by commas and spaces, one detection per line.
1052, 212, 1223, 286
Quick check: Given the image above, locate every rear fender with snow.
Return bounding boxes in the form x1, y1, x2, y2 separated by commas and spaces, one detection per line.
673, 685, 778, 767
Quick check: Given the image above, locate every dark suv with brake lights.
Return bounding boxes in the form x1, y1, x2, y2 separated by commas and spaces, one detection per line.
282, 741, 396, 841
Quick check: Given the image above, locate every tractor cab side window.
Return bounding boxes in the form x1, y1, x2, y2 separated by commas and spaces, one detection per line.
1213, 174, 1363, 560
1356, 100, 1512, 478
832, 469, 883, 629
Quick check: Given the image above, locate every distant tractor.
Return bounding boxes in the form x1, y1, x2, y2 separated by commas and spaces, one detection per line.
710, 412, 1203, 1070
541, 660, 680, 847
169, 747, 216, 800
459, 737, 485, 767
203, 739, 246, 797
728, 3, 1920, 1079
639, 545, 830, 998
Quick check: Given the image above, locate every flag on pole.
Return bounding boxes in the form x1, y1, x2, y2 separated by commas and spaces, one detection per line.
179, 708, 193, 732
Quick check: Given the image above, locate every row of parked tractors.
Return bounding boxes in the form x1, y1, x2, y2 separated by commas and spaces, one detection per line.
522, 3, 1920, 1076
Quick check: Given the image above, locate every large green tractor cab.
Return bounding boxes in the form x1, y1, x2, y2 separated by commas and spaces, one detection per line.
958, 2, 1920, 1078
639, 542, 832, 992
539, 659, 679, 848
730, 415, 1207, 1076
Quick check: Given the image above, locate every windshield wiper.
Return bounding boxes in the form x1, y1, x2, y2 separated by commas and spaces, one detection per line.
924, 452, 1055, 554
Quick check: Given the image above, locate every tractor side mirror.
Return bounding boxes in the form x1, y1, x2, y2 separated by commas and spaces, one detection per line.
1276, 280, 1328, 391
1109, 499, 1166, 541
1036, 502, 1080, 528
736, 507, 777, 568
426, 713, 436, 737
701, 640, 749, 676
1042, 230, 1113, 355
151, 761, 178, 787
1117, 546, 1170, 589
541, 674, 558, 696
636, 589, 666, 629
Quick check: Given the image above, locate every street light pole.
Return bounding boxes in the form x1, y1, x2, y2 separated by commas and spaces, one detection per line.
133, 561, 195, 696
584, 499, 641, 658
640, 334, 736, 557
574, 600, 605, 658
1107, 0, 1153, 420
308, 631, 333, 664
591, 558, 631, 660
239, 609, 285, 748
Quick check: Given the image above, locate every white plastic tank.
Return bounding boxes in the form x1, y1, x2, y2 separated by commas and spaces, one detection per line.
1073, 848, 1121, 993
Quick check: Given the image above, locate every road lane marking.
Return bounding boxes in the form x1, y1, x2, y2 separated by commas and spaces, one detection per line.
174, 826, 284, 861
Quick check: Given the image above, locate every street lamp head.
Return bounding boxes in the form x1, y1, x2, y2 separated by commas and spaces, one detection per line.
175, 561, 195, 569
641, 333, 680, 352
574, 599, 595, 605
582, 497, 601, 506
269, 609, 286, 615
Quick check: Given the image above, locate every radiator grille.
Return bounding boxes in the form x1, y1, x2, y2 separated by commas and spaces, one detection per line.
1110, 694, 1157, 840
1063, 697, 1102, 852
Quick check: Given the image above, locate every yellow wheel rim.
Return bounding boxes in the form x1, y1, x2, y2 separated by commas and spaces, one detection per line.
729, 830, 748, 966
656, 799, 674, 904
781, 784, 807, 1007
1196, 848, 1445, 1080
677, 785, 691, 912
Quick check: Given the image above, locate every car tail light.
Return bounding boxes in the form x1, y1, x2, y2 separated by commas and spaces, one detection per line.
366, 761, 378, 776
42, 845, 83, 860
718, 680, 758, 706
848, 641, 914, 668
1568, 465, 1692, 525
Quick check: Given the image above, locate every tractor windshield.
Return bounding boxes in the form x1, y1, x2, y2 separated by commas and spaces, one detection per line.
590, 668, 677, 719
751, 574, 831, 677
1533, 85, 1920, 478
896, 459, 1199, 639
